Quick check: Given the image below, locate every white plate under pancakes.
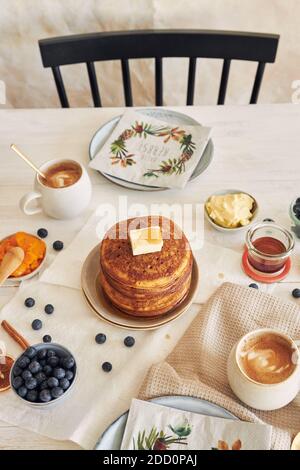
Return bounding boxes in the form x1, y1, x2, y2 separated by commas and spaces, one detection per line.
81, 244, 199, 331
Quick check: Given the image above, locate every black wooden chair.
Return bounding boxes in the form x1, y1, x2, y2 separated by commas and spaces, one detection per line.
39, 30, 279, 107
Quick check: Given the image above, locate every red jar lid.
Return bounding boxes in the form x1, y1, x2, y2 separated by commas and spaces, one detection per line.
242, 248, 291, 283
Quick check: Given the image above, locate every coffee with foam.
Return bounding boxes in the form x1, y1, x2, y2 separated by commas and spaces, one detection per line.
239, 332, 296, 384
41, 161, 82, 188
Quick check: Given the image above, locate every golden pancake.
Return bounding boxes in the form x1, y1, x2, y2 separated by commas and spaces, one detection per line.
100, 216, 192, 290
100, 267, 192, 317
103, 255, 193, 300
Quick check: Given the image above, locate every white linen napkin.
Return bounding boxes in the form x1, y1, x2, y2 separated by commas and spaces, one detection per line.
40, 206, 274, 299
89, 109, 211, 189
0, 281, 200, 449
40, 204, 205, 292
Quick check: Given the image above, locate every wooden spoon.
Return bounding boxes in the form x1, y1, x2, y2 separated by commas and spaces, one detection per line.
0, 247, 25, 286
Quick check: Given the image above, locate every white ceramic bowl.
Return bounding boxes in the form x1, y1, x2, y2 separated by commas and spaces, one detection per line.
0, 233, 47, 285
204, 189, 259, 233
10, 343, 77, 408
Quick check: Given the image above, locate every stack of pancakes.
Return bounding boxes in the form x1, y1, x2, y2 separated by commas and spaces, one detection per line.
99, 216, 193, 317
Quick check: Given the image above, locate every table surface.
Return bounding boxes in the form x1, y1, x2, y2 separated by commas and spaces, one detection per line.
0, 103, 300, 449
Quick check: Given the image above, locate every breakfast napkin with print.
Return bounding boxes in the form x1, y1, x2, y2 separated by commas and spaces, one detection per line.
89, 109, 211, 189
121, 399, 272, 450
139, 282, 300, 450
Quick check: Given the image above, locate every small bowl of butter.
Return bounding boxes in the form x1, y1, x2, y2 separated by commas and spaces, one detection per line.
204, 189, 258, 232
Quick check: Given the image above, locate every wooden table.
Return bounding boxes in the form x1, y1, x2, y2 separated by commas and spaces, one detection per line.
0, 104, 300, 449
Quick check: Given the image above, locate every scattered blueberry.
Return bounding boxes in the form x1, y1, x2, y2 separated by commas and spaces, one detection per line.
292, 288, 300, 299
102, 362, 112, 373
32, 319, 42, 331
53, 367, 65, 380
17, 356, 30, 369
25, 377, 37, 390
43, 335, 52, 343
43, 365, 53, 377
51, 387, 63, 399
44, 304, 54, 315
28, 361, 41, 374
59, 378, 70, 390
124, 336, 135, 348
65, 370, 74, 381
39, 389, 52, 402
26, 390, 38, 402
37, 228, 48, 239
47, 377, 59, 388
53, 240, 64, 251
47, 356, 59, 367
24, 297, 35, 308
18, 386, 27, 398
12, 376, 23, 389
35, 372, 46, 385
22, 370, 32, 381
263, 218, 275, 223
249, 283, 259, 289
95, 333, 106, 344
62, 356, 75, 370
25, 347, 37, 359
13, 365, 22, 377
37, 349, 47, 360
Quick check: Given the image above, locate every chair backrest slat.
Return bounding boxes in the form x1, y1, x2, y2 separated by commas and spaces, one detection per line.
155, 57, 163, 106
39, 30, 279, 107
250, 62, 266, 104
218, 59, 231, 105
121, 59, 133, 106
186, 57, 197, 106
52, 66, 69, 108
86, 62, 101, 107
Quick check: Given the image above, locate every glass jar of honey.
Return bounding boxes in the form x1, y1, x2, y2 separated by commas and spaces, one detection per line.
246, 223, 294, 274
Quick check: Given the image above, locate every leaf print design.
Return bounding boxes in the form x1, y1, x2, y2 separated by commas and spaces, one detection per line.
132, 422, 192, 450
212, 439, 242, 450
109, 120, 196, 175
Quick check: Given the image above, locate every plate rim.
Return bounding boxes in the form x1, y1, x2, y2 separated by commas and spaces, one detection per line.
88, 108, 213, 191
0, 233, 47, 285
81, 244, 199, 331
95, 395, 238, 450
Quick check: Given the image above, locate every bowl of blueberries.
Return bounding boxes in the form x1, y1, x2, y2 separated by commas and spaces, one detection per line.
10, 343, 76, 407
290, 197, 300, 238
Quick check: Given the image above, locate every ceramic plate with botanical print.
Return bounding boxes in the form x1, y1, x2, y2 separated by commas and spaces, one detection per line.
89, 110, 211, 189
120, 399, 272, 450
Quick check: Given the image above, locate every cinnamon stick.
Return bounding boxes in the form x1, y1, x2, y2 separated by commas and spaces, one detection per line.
1, 320, 30, 350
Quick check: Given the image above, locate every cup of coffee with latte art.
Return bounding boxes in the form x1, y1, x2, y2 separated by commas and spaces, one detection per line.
227, 328, 300, 410
20, 159, 92, 219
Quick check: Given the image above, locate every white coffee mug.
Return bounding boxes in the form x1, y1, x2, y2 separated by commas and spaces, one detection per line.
19, 159, 92, 220
227, 328, 300, 411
